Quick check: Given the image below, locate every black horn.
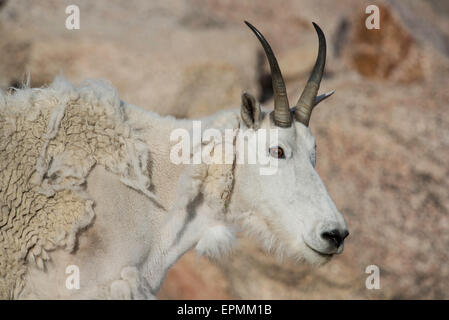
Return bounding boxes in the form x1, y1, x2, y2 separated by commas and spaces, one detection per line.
245, 21, 292, 128
294, 22, 334, 126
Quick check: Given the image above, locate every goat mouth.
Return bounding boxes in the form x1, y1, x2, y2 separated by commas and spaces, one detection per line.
304, 242, 334, 258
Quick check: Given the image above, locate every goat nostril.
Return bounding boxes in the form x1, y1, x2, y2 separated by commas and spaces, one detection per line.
321, 229, 348, 248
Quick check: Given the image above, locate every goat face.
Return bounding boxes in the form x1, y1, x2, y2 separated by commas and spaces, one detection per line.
228, 22, 348, 265
231, 111, 348, 265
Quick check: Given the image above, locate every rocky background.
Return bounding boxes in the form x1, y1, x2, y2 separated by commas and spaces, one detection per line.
1, 0, 448, 299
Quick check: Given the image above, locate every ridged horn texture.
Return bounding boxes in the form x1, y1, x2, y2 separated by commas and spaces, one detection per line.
294, 22, 327, 127
245, 21, 292, 127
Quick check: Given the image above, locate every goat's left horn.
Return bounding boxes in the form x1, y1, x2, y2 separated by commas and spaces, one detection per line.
294, 23, 334, 127
245, 21, 292, 128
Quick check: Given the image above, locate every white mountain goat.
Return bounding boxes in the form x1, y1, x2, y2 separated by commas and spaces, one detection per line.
0, 21, 348, 299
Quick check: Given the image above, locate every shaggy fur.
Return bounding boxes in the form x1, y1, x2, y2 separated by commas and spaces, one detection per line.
0, 78, 154, 299
0, 76, 347, 299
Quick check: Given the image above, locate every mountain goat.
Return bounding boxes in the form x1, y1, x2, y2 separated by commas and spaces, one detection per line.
0, 21, 348, 299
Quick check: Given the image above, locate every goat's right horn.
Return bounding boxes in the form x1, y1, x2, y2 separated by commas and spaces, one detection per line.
294, 22, 334, 127
245, 21, 292, 128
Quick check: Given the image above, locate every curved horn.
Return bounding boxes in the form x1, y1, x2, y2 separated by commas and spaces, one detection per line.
294, 23, 332, 126
245, 21, 292, 127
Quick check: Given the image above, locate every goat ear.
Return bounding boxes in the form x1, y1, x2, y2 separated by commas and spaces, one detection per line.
241, 92, 261, 129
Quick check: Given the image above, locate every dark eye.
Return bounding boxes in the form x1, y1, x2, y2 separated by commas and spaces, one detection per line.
269, 146, 285, 159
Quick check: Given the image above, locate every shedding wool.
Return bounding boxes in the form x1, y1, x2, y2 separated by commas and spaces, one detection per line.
0, 78, 154, 299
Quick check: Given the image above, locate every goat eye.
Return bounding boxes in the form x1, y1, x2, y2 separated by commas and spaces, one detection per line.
269, 146, 285, 159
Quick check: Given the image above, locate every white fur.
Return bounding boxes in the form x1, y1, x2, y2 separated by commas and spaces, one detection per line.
0, 77, 347, 299
195, 225, 236, 260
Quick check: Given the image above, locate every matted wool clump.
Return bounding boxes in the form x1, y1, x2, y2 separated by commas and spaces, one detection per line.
0, 78, 153, 299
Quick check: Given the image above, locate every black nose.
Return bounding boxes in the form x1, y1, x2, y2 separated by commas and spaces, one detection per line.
321, 229, 349, 248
